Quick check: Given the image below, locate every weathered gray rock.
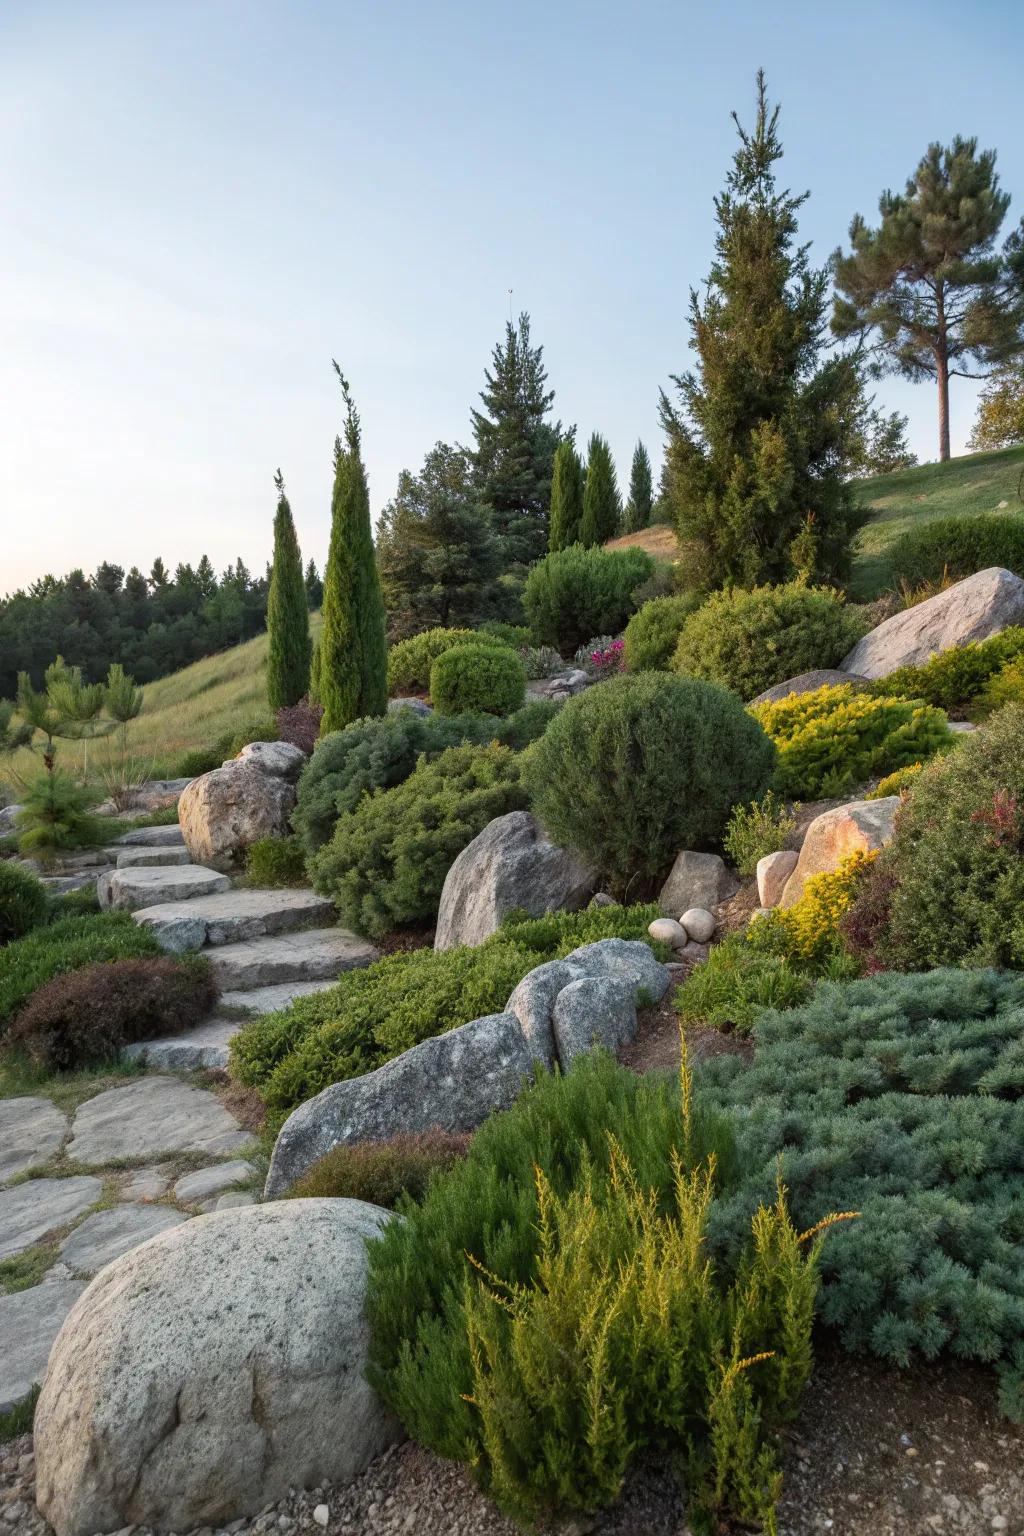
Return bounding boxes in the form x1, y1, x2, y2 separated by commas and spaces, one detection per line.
551, 977, 637, 1067
680, 940, 710, 966
0, 803, 24, 832
59, 1205, 187, 1276
98, 863, 230, 912
34, 1201, 402, 1535
563, 938, 672, 1005
134, 887, 336, 951
219, 978, 338, 1014
173, 1160, 256, 1205
178, 763, 296, 873
114, 824, 186, 848
0, 1280, 86, 1416
434, 811, 594, 951
387, 697, 432, 717
0, 1177, 102, 1260
757, 849, 799, 908
114, 845, 191, 869
659, 851, 738, 916
0, 1096, 68, 1184
122, 1017, 242, 1071
266, 1013, 532, 1198
680, 907, 716, 944
505, 959, 581, 1066
207, 927, 378, 989
120, 1167, 172, 1202
780, 796, 900, 908
229, 740, 307, 782
841, 566, 1024, 679
751, 669, 869, 706
67, 1077, 254, 1165
214, 1191, 255, 1211
648, 916, 688, 950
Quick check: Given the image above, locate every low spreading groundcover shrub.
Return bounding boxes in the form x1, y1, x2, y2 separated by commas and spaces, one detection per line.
365, 1051, 842, 1531
284, 1129, 472, 1206
868, 627, 1024, 714
699, 966, 1024, 1419
230, 903, 667, 1114
0, 913, 161, 1032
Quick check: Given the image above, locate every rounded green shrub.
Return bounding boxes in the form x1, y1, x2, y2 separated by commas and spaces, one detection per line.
673, 583, 866, 701
887, 514, 1024, 588
623, 593, 702, 672
386, 628, 483, 696
0, 863, 48, 945
0, 912, 162, 1031
429, 644, 526, 717
524, 672, 776, 887
523, 545, 654, 653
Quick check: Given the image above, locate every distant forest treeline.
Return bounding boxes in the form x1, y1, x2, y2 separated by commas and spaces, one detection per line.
0, 556, 324, 698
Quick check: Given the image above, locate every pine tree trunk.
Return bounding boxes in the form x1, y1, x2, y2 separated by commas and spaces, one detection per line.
937, 352, 951, 463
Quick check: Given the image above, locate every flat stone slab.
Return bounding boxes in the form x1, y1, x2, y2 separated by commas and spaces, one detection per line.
115, 846, 192, 868
0, 1177, 102, 1260
220, 979, 339, 1014
133, 887, 336, 951
0, 1280, 87, 1414
208, 927, 378, 989
173, 1160, 256, 1205
123, 1016, 242, 1071
67, 1077, 254, 1164
0, 1097, 68, 1184
98, 864, 231, 912
114, 825, 186, 847
120, 1167, 173, 1202
59, 1205, 188, 1276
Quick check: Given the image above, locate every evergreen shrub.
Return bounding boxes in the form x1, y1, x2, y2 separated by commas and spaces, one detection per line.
673, 584, 866, 700
285, 1130, 472, 1206
0, 864, 49, 945
15, 772, 105, 861
245, 836, 307, 888
623, 593, 702, 672
886, 514, 1024, 588
0, 913, 162, 1032
523, 545, 654, 653
751, 684, 953, 798
869, 628, 1024, 713
386, 628, 481, 695
429, 643, 526, 717
525, 673, 775, 887
723, 791, 797, 877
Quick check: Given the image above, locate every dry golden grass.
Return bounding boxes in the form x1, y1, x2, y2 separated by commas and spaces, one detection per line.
605, 524, 681, 561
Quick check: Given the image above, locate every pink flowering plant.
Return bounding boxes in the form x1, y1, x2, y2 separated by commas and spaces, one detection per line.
575, 635, 625, 679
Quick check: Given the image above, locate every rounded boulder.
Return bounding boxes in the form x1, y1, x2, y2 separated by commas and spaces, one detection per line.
178, 762, 296, 872
34, 1200, 402, 1536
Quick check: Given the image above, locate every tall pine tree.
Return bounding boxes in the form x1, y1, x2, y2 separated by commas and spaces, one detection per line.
659, 71, 861, 589
579, 434, 621, 547
622, 441, 653, 533
319, 365, 388, 734
548, 438, 585, 551
470, 312, 561, 567
266, 469, 312, 710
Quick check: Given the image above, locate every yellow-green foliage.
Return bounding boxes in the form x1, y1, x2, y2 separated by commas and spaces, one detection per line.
973, 657, 1024, 721
867, 762, 923, 799
749, 852, 877, 967
751, 684, 953, 798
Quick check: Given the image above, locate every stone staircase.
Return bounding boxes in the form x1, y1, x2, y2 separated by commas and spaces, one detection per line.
103, 825, 378, 1069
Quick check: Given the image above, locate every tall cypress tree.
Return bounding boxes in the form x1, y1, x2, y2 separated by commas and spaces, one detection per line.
266, 470, 312, 710
548, 438, 585, 551
470, 312, 561, 567
579, 434, 621, 547
622, 442, 653, 533
318, 365, 388, 734
659, 71, 861, 588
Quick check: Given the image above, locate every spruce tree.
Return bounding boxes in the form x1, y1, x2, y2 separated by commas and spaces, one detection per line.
305, 559, 324, 610
376, 442, 503, 640
834, 141, 1024, 462
470, 312, 561, 567
318, 365, 388, 734
548, 438, 585, 551
579, 433, 621, 547
623, 441, 653, 533
659, 71, 861, 588
266, 470, 312, 710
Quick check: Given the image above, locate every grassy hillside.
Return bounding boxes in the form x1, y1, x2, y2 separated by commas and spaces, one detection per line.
3, 615, 322, 790
850, 443, 1024, 598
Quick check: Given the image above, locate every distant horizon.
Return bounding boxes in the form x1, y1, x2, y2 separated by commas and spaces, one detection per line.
3, 0, 1022, 593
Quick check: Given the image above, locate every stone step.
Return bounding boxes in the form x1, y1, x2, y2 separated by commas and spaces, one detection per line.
98, 865, 231, 913
41, 871, 113, 895
114, 825, 186, 848
134, 888, 337, 952
123, 1017, 243, 1071
220, 979, 339, 1015
114, 845, 192, 869
207, 928, 378, 990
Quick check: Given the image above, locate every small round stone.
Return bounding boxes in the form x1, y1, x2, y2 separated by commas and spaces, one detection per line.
648, 917, 687, 949
680, 907, 716, 943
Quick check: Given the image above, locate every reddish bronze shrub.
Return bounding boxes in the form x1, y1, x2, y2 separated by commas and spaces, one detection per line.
285, 1129, 472, 1207
276, 697, 323, 756
7, 956, 218, 1072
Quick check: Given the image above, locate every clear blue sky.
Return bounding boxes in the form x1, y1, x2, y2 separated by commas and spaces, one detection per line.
3, 0, 1023, 593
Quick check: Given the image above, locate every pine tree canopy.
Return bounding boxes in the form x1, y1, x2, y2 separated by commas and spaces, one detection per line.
548, 438, 585, 551
579, 433, 621, 547
659, 70, 862, 590
377, 442, 504, 640
833, 138, 1024, 462
470, 311, 561, 568
318, 364, 388, 734
266, 469, 312, 711
623, 441, 654, 533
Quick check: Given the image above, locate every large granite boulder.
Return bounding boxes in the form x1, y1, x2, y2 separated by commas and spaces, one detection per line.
841, 567, 1024, 679
751, 669, 869, 706
178, 763, 295, 873
779, 796, 900, 908
229, 740, 307, 782
34, 1200, 402, 1536
434, 811, 595, 950
552, 976, 637, 1066
659, 851, 738, 916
